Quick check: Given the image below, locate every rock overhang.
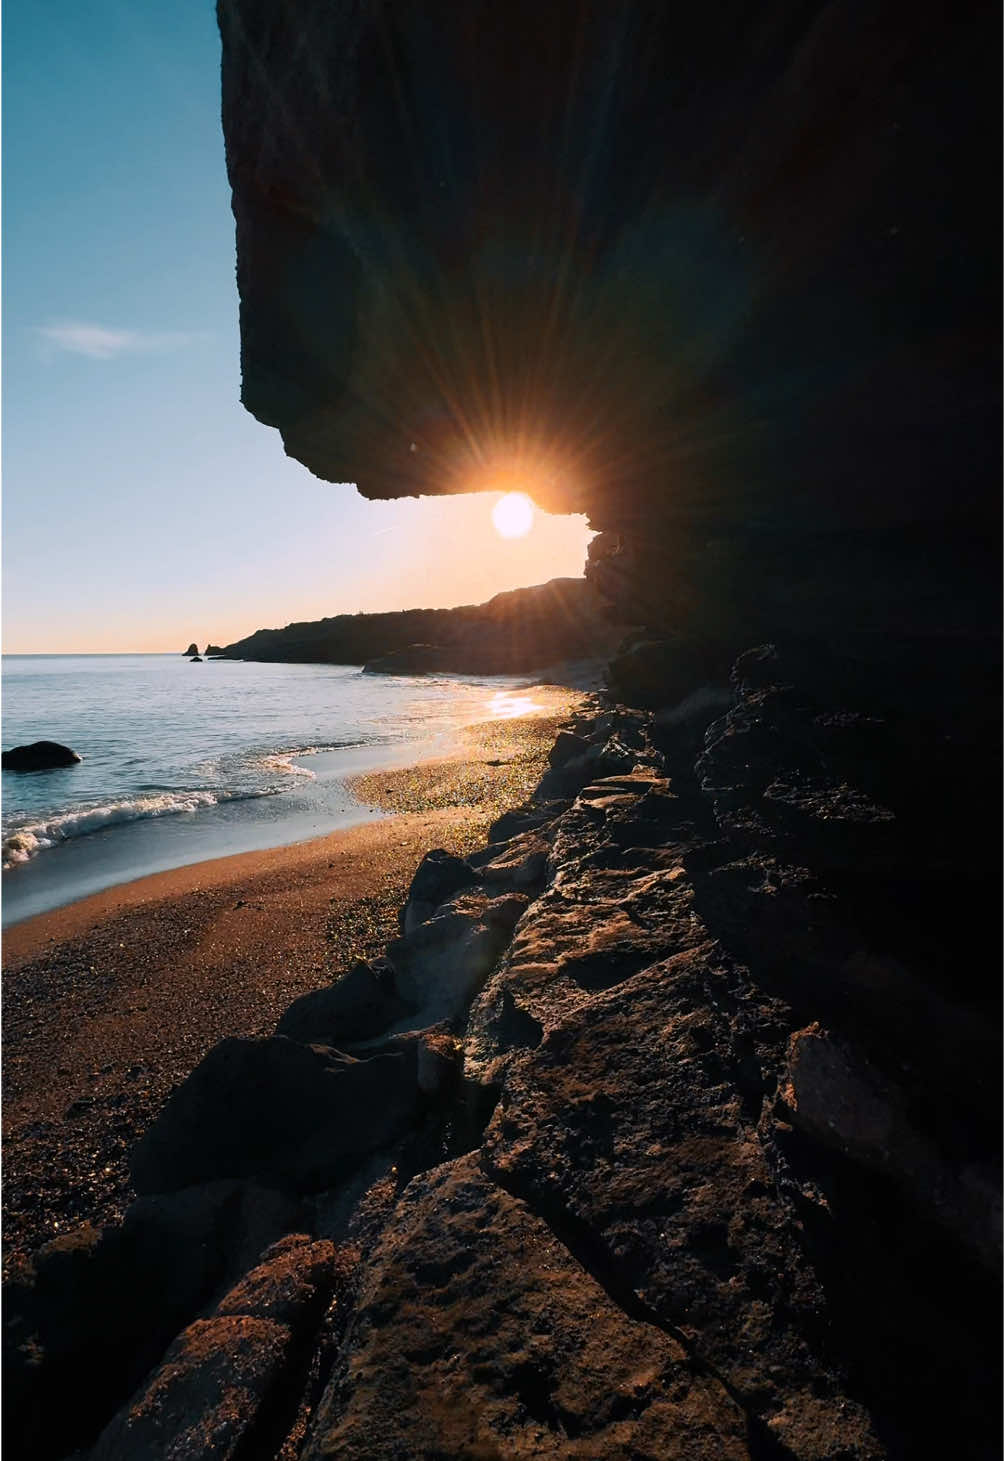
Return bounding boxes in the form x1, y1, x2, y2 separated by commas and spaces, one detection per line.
217, 0, 999, 646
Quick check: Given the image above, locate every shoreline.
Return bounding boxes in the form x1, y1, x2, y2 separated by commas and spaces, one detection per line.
2, 696, 584, 1271
1, 680, 583, 930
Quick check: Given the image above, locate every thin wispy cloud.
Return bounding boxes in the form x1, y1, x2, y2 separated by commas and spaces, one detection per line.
36, 321, 209, 360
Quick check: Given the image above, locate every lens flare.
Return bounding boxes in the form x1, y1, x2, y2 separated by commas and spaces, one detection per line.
492, 491, 534, 538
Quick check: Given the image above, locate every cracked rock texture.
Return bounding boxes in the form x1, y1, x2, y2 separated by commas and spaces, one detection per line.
3, 674, 999, 1459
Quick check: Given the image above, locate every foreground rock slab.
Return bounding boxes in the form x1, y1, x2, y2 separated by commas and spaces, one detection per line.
303, 1154, 751, 1460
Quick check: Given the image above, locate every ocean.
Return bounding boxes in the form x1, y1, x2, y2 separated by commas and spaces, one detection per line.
1, 654, 544, 926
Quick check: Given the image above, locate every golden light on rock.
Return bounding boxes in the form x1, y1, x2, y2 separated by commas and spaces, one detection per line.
491, 491, 535, 538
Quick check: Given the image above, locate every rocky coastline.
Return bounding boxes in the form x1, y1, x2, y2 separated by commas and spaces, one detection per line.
5, 643, 998, 1459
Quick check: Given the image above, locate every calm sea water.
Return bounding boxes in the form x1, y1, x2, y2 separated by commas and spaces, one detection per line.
1, 654, 541, 925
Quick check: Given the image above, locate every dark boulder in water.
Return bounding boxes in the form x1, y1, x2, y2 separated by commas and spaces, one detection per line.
184, 643, 199, 656
2, 741, 81, 772
189, 655, 204, 663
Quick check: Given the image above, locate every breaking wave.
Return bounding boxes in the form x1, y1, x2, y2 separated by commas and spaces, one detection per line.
1, 788, 266, 870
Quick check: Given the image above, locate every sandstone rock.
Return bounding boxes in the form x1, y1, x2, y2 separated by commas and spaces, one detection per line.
276, 960, 405, 1045
2, 740, 81, 771
302, 1154, 751, 1460
482, 949, 882, 1460
386, 893, 523, 1025
469, 829, 551, 894
3, 1180, 300, 1461
215, 1233, 336, 1325
399, 848, 478, 935
90, 1316, 291, 1461
130, 1037, 417, 1194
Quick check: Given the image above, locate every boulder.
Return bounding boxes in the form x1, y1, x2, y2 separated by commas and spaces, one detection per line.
129, 1036, 418, 1195
50, 1229, 337, 1461
3, 1181, 301, 1461
399, 848, 478, 935
90, 1316, 290, 1461
184, 643, 199, 656
276, 959, 405, 1045
302, 1155, 751, 1460
2, 740, 81, 771
190, 655, 204, 662
482, 949, 882, 1460
386, 892, 526, 1024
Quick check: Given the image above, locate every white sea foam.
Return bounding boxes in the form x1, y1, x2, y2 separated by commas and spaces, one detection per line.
1, 789, 244, 869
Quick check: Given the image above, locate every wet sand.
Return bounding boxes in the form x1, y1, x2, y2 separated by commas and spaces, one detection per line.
2, 696, 583, 1272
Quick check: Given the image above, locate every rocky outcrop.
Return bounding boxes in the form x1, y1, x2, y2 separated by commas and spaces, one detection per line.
184, 644, 199, 657
220, 577, 628, 673
2, 741, 81, 771
4, 667, 997, 1458
217, 0, 996, 662
204, 644, 227, 658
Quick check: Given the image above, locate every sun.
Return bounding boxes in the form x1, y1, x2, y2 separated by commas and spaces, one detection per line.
492, 491, 534, 538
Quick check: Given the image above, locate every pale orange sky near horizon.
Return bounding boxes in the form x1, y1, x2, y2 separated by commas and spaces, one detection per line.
4, 488, 595, 655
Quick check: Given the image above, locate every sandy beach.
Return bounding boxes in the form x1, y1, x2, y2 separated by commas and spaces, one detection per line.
2, 693, 582, 1272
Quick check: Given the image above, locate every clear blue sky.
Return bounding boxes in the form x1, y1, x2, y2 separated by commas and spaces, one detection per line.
2, 1, 591, 652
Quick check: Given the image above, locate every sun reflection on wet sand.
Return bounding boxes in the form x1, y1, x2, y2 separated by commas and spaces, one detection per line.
486, 691, 544, 720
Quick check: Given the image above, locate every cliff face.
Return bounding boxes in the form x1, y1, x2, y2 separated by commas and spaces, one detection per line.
3, 7, 998, 1460
217, 0, 998, 656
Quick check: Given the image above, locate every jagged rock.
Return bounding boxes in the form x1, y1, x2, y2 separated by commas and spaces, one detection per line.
184, 643, 199, 657
399, 848, 478, 935
482, 948, 882, 1460
547, 729, 591, 768
205, 644, 227, 657
3, 1181, 300, 1461
90, 1235, 335, 1460
2, 740, 81, 771
276, 959, 405, 1045
469, 829, 551, 894
302, 1154, 751, 1460
130, 1037, 417, 1194
385, 892, 526, 1025
90, 1316, 290, 1461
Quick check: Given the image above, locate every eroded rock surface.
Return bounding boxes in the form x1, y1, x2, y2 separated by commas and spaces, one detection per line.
3, 676, 998, 1461
303, 1155, 752, 1461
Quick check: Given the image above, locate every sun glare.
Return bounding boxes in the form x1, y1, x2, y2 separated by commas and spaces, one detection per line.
492, 491, 535, 538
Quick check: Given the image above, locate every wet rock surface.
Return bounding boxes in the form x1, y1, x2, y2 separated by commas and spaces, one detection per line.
3, 670, 998, 1459
2, 740, 82, 771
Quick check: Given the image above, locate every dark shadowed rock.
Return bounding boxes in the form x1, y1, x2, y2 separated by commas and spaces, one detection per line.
91, 1316, 291, 1461
276, 960, 406, 1045
190, 654, 204, 662
2, 741, 81, 771
482, 949, 882, 1459
386, 891, 527, 1025
130, 1036, 417, 1194
399, 848, 478, 935
3, 1181, 300, 1461
361, 643, 446, 675
184, 643, 199, 656
302, 1154, 751, 1460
